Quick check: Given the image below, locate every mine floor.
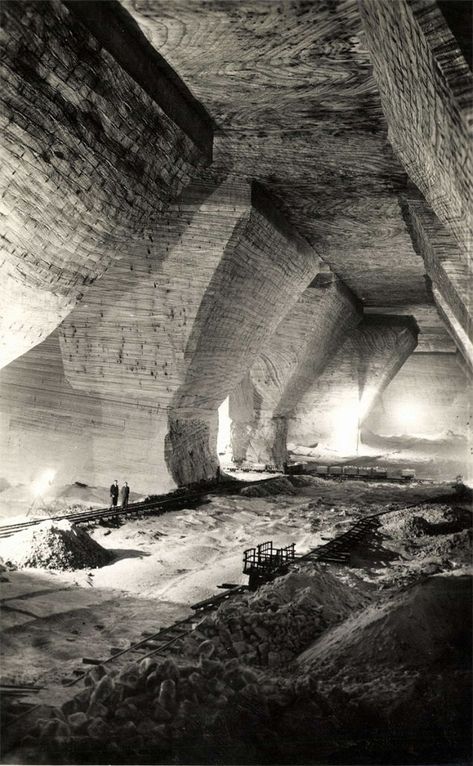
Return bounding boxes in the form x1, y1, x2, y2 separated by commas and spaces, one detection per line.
0, 477, 471, 764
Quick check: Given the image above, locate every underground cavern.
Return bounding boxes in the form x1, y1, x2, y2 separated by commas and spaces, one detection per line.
0, 0, 472, 764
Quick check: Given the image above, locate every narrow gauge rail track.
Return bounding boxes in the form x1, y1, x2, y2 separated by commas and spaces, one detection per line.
0, 684, 43, 696
2, 485, 467, 729
58, 491, 460, 688
0, 477, 276, 540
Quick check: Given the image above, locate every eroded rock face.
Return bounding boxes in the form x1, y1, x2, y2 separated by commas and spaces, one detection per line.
165, 412, 219, 487
0, 332, 173, 494
58, 178, 320, 486
0, 0, 211, 368
401, 197, 473, 370
288, 316, 419, 454
229, 280, 362, 467
364, 352, 472, 443
359, 0, 472, 254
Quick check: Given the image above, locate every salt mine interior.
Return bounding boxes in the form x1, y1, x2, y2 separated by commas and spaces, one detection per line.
0, 0, 472, 764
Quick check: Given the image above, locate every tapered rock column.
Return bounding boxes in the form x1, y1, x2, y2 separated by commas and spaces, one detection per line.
59, 177, 321, 487
229, 278, 362, 468
359, 0, 472, 254
288, 315, 419, 455
0, 0, 212, 367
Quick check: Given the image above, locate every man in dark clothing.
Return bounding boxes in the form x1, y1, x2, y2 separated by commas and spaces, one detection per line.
110, 480, 119, 510
120, 481, 130, 509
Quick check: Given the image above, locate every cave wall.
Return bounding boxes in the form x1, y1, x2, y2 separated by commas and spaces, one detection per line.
363, 351, 472, 481
359, 0, 472, 255
0, 332, 173, 494
229, 279, 362, 467
364, 352, 471, 439
287, 316, 419, 454
401, 197, 473, 369
58, 177, 321, 487
0, 0, 211, 368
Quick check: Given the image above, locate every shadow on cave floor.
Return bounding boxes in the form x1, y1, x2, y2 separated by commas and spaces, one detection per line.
348, 534, 401, 568
107, 548, 152, 563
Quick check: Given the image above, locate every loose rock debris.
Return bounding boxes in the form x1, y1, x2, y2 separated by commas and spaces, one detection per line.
0, 520, 113, 571
1, 479, 471, 765
10, 569, 471, 766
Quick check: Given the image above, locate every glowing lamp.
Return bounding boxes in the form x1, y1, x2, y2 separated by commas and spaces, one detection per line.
31, 469, 56, 498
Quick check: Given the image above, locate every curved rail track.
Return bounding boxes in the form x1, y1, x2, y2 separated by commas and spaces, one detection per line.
58, 490, 462, 686
2, 483, 468, 727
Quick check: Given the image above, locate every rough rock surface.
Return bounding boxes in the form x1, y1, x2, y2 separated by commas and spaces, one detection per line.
0, 0, 210, 367
0, 520, 113, 570
288, 315, 418, 453
230, 280, 362, 467
360, 0, 472, 255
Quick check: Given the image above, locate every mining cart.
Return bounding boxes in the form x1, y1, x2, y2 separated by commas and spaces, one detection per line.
243, 540, 296, 590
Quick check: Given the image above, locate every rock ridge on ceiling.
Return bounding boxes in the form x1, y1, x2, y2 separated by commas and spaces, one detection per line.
120, 0, 453, 348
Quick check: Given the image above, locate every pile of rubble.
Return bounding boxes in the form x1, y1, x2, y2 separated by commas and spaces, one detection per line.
381, 503, 453, 538
0, 520, 113, 571
12, 571, 471, 765
17, 566, 367, 764
240, 477, 297, 497
379, 503, 472, 567
181, 567, 369, 668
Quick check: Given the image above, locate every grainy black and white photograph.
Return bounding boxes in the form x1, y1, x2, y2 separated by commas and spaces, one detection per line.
0, 0, 472, 764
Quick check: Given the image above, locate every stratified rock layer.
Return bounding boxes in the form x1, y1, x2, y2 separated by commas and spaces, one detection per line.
401, 197, 473, 369
59, 178, 321, 486
364, 351, 472, 446
230, 280, 362, 467
359, 0, 472, 254
288, 316, 419, 454
0, 332, 173, 494
0, 0, 211, 367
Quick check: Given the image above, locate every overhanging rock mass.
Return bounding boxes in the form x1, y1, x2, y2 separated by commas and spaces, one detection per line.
0, 0, 212, 368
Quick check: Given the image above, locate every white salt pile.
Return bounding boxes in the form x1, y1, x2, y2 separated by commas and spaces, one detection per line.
0, 520, 113, 570
297, 572, 471, 689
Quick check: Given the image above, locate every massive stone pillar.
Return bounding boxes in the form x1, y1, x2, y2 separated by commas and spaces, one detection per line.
401, 197, 473, 370
288, 315, 419, 456
58, 177, 321, 488
229, 278, 362, 468
0, 0, 212, 368
359, 0, 472, 254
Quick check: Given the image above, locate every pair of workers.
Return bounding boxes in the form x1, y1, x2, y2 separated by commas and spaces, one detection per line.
109, 480, 130, 510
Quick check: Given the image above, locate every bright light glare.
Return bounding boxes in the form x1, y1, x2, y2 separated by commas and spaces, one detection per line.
31, 468, 56, 498
331, 403, 360, 454
395, 402, 420, 427
217, 397, 232, 455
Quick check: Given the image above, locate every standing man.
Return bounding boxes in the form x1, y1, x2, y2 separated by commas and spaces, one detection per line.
120, 481, 130, 509
109, 479, 119, 510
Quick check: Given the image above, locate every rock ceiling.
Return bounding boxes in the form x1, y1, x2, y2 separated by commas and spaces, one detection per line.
122, 0, 456, 351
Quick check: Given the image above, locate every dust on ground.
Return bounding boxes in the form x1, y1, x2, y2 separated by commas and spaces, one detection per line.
1, 476, 471, 764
